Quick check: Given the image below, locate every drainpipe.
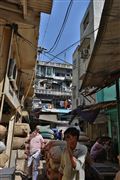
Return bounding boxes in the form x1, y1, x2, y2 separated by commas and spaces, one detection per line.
115, 79, 120, 153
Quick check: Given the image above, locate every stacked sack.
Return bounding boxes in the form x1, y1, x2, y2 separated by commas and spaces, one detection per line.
79, 131, 90, 146
44, 140, 66, 180
38, 125, 54, 140
0, 125, 8, 168
12, 123, 31, 175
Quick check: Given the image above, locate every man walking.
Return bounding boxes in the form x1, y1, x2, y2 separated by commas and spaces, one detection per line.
27, 125, 44, 180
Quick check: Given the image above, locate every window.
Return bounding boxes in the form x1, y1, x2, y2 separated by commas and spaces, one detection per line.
47, 67, 52, 76
83, 12, 89, 31
55, 72, 60, 76
41, 66, 45, 77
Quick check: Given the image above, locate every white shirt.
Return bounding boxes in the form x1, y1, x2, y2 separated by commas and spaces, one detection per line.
59, 143, 87, 180
29, 133, 44, 155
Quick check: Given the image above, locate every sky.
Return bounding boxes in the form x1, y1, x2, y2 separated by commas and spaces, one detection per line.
38, 0, 90, 64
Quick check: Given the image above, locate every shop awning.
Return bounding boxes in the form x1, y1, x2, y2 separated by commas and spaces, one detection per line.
93, 113, 108, 125
38, 113, 69, 125
70, 100, 117, 123
39, 114, 58, 122
80, 0, 120, 93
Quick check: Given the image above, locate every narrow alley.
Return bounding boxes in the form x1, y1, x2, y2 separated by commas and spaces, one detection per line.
0, 0, 120, 180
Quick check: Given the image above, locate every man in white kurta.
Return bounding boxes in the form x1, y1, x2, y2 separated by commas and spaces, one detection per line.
59, 127, 87, 180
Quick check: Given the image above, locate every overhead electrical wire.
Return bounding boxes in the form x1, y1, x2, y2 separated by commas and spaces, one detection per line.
42, 53, 61, 64
45, 27, 99, 64
47, 0, 74, 53
41, 15, 51, 46
14, 25, 118, 75
17, 32, 37, 51
43, 51, 73, 66
44, 39, 79, 64
14, 25, 100, 70
43, 51, 87, 70
8, 21, 99, 63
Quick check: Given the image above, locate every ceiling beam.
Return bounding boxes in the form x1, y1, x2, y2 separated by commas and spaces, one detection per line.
0, 1, 39, 26
20, 0, 28, 18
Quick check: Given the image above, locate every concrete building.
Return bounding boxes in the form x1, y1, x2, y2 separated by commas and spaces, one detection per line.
72, 0, 105, 109
33, 60, 72, 123
0, 0, 53, 170
79, 0, 120, 153
71, 0, 107, 138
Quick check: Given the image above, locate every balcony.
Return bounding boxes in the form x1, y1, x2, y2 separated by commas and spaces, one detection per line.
35, 88, 72, 96
36, 73, 71, 81
37, 61, 72, 69
64, 75, 72, 81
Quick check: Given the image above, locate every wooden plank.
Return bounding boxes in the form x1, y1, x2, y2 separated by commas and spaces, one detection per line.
21, 0, 28, 18
10, 150, 17, 168
5, 115, 15, 167
0, 3, 39, 26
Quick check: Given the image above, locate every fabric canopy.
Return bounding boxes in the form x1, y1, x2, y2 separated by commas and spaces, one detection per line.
70, 100, 116, 123
93, 113, 108, 124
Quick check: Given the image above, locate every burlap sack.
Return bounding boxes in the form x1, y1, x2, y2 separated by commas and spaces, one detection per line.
79, 135, 89, 141
44, 140, 66, 151
17, 150, 27, 159
16, 159, 26, 172
0, 141, 6, 153
0, 125, 7, 140
0, 153, 8, 168
14, 123, 31, 137
12, 137, 26, 150
49, 145, 65, 163
49, 158, 60, 171
47, 168, 59, 180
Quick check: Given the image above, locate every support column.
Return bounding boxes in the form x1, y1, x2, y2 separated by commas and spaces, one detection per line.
116, 79, 120, 153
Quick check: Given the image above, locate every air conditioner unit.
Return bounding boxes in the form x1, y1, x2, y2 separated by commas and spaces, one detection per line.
80, 49, 89, 59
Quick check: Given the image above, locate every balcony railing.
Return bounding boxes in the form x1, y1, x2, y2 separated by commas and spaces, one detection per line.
37, 61, 72, 69
35, 88, 72, 96
36, 73, 65, 80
